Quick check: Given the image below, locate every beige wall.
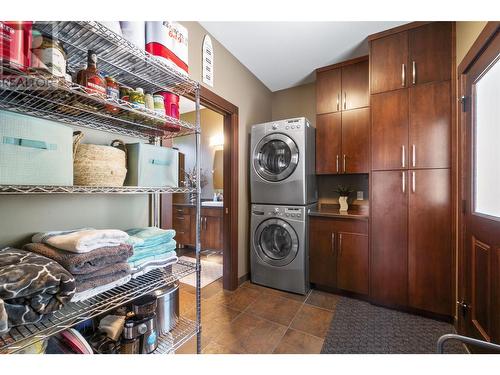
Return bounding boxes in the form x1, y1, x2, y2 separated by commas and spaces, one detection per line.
181, 22, 272, 278
456, 21, 487, 66
271, 83, 316, 126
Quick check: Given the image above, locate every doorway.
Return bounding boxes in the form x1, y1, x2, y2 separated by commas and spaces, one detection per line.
161, 87, 239, 291
457, 23, 499, 350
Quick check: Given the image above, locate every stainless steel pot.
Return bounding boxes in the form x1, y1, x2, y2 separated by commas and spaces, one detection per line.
153, 283, 179, 334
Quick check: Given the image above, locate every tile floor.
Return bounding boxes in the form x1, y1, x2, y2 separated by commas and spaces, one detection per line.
175, 279, 339, 354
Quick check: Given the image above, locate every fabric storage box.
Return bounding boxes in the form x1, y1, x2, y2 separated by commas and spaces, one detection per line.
0, 111, 73, 186
125, 143, 178, 187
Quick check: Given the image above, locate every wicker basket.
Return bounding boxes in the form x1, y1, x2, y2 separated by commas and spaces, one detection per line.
73, 131, 127, 186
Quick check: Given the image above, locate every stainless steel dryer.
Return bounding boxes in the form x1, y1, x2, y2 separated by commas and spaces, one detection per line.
250, 203, 316, 295
250, 117, 317, 205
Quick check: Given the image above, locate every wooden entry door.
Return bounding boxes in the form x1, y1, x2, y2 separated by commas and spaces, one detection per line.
460, 27, 500, 348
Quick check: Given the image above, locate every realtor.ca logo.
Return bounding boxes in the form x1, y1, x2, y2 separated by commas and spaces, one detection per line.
0, 68, 58, 91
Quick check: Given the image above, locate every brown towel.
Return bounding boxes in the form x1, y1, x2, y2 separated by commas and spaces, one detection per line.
74, 262, 130, 283
23, 243, 133, 275
75, 265, 131, 293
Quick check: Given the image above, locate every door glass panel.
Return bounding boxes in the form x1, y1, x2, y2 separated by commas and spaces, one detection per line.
474, 56, 500, 218
259, 140, 291, 175
259, 224, 292, 260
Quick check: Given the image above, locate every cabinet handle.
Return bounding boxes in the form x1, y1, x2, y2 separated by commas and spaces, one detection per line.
331, 233, 336, 254
401, 63, 406, 87
401, 145, 405, 168
412, 144, 416, 167
412, 171, 416, 193
412, 61, 416, 85
343, 92, 347, 110
176, 209, 184, 213
338, 233, 343, 256
343, 154, 346, 173
337, 93, 340, 111
402, 171, 406, 193
205, 217, 208, 230
336, 154, 339, 173
176, 216, 185, 220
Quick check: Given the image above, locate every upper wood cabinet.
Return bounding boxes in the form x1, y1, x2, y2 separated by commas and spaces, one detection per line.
342, 108, 370, 173
316, 113, 342, 174
341, 59, 370, 110
316, 68, 342, 114
370, 32, 409, 94
370, 22, 452, 94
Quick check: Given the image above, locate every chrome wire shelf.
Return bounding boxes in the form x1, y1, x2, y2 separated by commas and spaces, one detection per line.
0, 185, 195, 195
0, 68, 199, 140
154, 317, 199, 354
0, 260, 195, 354
34, 21, 198, 96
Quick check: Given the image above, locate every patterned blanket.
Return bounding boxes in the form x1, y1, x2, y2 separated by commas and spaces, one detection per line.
0, 248, 76, 334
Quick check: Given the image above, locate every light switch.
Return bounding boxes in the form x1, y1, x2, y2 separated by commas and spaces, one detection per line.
357, 191, 364, 200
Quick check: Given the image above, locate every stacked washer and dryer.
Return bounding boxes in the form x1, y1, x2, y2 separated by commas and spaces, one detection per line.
250, 117, 317, 295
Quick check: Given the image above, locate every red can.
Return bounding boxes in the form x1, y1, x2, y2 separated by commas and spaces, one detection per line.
0, 21, 32, 71
155, 91, 181, 132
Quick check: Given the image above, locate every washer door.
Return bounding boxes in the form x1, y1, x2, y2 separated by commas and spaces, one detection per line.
253, 133, 299, 182
254, 218, 299, 267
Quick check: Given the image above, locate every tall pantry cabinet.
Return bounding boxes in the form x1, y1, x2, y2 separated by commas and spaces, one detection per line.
369, 22, 454, 316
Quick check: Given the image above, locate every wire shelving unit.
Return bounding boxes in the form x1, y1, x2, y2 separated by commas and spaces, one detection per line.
0, 21, 202, 354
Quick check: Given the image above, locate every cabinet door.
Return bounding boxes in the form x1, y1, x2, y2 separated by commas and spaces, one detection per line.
341, 60, 369, 110
316, 68, 342, 114
202, 216, 222, 251
337, 232, 369, 294
409, 22, 452, 86
371, 89, 409, 170
173, 214, 192, 246
309, 218, 337, 287
316, 113, 342, 174
408, 168, 452, 315
370, 31, 408, 94
409, 81, 451, 169
341, 108, 370, 173
371, 170, 408, 306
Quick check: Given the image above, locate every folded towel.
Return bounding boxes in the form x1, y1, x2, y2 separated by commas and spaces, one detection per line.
32, 229, 129, 253
0, 248, 76, 334
126, 227, 175, 245
128, 240, 177, 263
75, 266, 131, 294
131, 253, 178, 279
99, 315, 125, 341
23, 243, 133, 275
130, 250, 177, 270
74, 262, 130, 283
71, 275, 131, 302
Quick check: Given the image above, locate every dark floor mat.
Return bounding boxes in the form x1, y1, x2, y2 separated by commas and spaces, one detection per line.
321, 297, 467, 354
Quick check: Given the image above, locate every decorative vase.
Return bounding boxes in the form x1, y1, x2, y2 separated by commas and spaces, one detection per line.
339, 196, 349, 212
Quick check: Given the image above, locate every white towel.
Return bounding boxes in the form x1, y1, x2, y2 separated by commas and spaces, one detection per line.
32, 229, 129, 253
71, 275, 131, 302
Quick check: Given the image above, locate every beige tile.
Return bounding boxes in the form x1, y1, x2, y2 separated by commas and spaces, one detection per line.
213, 312, 287, 354
273, 328, 324, 354
180, 290, 196, 316
202, 341, 237, 354
175, 336, 197, 354
245, 293, 302, 326
209, 287, 261, 312
241, 281, 308, 302
305, 290, 340, 311
290, 304, 334, 338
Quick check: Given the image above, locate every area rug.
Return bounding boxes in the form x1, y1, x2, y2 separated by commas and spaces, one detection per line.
321, 296, 467, 354
179, 256, 222, 288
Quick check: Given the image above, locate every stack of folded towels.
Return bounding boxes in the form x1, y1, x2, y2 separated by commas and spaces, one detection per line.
24, 228, 133, 302
125, 227, 178, 278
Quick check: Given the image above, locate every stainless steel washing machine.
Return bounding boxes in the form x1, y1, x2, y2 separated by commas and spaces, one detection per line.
250, 117, 317, 205
250, 203, 316, 295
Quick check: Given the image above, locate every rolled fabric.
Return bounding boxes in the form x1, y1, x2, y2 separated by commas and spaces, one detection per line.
0, 248, 75, 334
24, 242, 133, 275
32, 229, 129, 253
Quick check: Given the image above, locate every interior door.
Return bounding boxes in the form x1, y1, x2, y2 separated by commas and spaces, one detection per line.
316, 68, 342, 114
370, 170, 408, 306
370, 31, 408, 94
408, 22, 452, 86
341, 108, 370, 173
341, 60, 369, 110
461, 30, 500, 346
316, 113, 342, 174
371, 89, 409, 170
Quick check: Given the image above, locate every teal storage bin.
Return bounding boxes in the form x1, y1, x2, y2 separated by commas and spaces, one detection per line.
0, 111, 73, 186
125, 143, 179, 187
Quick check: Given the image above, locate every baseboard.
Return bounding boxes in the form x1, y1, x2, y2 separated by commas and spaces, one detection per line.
238, 273, 250, 286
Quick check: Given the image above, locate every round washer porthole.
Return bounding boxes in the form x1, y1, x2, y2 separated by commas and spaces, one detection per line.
253, 218, 299, 267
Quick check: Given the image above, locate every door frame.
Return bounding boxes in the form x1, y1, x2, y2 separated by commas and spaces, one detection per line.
457, 22, 500, 336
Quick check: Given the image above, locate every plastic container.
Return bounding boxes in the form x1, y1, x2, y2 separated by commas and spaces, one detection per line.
155, 91, 181, 132
0, 21, 32, 71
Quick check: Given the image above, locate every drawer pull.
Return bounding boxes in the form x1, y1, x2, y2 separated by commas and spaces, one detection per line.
175, 216, 185, 220
3, 136, 56, 150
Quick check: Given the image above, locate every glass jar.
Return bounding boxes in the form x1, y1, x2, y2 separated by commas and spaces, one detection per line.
105, 76, 120, 114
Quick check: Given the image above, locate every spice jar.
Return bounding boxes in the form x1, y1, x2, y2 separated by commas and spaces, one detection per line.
120, 86, 132, 102
105, 76, 120, 114
130, 88, 145, 110
144, 92, 154, 111
31, 31, 67, 78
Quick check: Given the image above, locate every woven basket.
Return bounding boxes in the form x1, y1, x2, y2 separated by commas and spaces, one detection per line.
73, 131, 127, 186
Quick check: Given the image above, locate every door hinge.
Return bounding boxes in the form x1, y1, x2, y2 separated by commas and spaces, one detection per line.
462, 199, 467, 214
459, 96, 468, 112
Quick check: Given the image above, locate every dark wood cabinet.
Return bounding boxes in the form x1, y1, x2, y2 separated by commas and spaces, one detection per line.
371, 89, 409, 171
371, 171, 408, 306
172, 206, 195, 246
201, 208, 223, 251
341, 108, 370, 173
310, 216, 368, 295
316, 68, 342, 114
408, 22, 452, 86
341, 59, 370, 110
370, 31, 408, 94
408, 169, 452, 315
316, 113, 342, 174
409, 81, 451, 169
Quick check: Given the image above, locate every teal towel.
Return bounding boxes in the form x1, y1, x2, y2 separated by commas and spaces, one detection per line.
129, 250, 177, 269
126, 227, 175, 245
128, 239, 177, 263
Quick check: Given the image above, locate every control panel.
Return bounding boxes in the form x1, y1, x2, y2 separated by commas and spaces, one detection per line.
266, 206, 303, 219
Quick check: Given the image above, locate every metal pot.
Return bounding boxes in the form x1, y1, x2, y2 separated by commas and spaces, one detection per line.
152, 283, 179, 334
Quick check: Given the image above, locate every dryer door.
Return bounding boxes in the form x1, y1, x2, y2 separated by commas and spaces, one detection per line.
253, 133, 299, 182
254, 218, 299, 267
